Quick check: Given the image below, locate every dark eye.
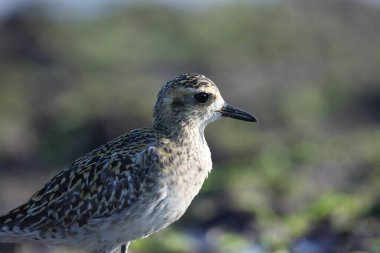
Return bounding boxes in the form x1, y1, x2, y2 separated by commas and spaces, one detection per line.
194, 92, 210, 103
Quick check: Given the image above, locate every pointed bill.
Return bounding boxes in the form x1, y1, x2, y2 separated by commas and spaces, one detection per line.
218, 104, 257, 122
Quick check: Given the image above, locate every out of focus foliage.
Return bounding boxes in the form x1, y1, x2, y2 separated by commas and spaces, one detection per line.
0, 0, 379, 252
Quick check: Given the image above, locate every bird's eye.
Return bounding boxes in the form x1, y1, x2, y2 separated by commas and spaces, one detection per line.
194, 92, 210, 103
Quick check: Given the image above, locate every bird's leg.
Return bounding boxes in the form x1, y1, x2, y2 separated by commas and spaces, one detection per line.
120, 242, 129, 253
121, 244, 126, 253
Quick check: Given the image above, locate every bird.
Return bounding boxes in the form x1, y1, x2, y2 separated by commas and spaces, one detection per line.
0, 73, 256, 253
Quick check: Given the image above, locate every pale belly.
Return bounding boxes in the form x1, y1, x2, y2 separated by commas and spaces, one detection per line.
71, 188, 194, 252
72, 148, 212, 252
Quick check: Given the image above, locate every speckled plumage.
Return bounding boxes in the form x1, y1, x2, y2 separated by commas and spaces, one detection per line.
0, 73, 256, 253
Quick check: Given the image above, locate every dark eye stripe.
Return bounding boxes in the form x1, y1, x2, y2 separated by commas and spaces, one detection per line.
171, 100, 185, 108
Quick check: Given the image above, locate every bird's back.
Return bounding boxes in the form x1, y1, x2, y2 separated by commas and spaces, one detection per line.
0, 127, 169, 247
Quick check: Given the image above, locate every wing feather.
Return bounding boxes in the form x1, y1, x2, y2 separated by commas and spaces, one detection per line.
0, 130, 160, 241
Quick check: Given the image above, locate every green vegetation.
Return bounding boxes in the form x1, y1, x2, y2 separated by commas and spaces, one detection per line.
0, 0, 379, 252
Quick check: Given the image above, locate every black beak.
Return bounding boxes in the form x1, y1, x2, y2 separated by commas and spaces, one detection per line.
219, 104, 257, 122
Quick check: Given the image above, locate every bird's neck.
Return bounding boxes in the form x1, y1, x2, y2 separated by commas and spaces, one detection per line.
154, 119, 206, 147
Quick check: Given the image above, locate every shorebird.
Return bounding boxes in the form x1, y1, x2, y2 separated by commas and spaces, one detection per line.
0, 73, 256, 253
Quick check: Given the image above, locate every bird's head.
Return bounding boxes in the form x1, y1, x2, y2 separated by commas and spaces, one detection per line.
153, 73, 256, 135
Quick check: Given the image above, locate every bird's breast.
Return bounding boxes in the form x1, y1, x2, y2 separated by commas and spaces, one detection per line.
162, 143, 212, 210
105, 142, 213, 242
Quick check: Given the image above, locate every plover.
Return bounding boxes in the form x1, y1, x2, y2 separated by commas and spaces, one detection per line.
0, 73, 256, 253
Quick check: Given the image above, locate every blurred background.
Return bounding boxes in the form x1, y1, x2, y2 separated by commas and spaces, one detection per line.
0, 0, 380, 252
